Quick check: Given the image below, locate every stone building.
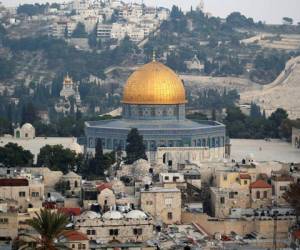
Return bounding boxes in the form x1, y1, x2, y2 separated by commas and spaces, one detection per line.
210, 187, 250, 218
85, 59, 226, 162
271, 175, 293, 205
75, 210, 154, 243
140, 186, 181, 224
0, 212, 18, 240
61, 171, 82, 197
55, 74, 85, 116
0, 178, 44, 212
97, 187, 116, 212
59, 230, 89, 250
184, 55, 204, 72
249, 180, 272, 209
14, 123, 35, 139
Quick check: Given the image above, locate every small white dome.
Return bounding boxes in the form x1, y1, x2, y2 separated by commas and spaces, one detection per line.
22, 123, 34, 130
102, 211, 123, 220
69, 139, 83, 154
125, 210, 147, 220
82, 211, 101, 219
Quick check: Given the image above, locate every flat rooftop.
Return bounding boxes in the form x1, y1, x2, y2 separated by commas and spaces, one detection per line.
231, 139, 300, 163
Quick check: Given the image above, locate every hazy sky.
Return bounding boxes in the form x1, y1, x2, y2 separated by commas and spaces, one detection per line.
1, 0, 300, 24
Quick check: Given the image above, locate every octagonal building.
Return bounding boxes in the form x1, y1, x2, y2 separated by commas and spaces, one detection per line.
85, 60, 226, 160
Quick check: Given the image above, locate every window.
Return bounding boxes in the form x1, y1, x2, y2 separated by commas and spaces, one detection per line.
164, 176, 169, 181
87, 229, 95, 235
0, 218, 8, 224
229, 192, 234, 199
19, 192, 26, 197
72, 244, 75, 249
75, 181, 78, 188
279, 186, 287, 191
82, 244, 86, 249
263, 191, 268, 198
109, 229, 119, 236
220, 197, 225, 204
173, 176, 179, 182
133, 228, 143, 235
256, 191, 260, 199
244, 180, 247, 185
31, 192, 39, 197
167, 212, 173, 220
223, 175, 227, 181
146, 201, 153, 205
165, 198, 172, 208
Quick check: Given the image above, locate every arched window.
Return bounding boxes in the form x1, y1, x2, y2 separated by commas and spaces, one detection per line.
74, 181, 78, 188
16, 130, 20, 138
256, 191, 260, 199
263, 191, 268, 199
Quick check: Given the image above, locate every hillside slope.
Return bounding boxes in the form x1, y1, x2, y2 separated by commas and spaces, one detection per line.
240, 56, 300, 119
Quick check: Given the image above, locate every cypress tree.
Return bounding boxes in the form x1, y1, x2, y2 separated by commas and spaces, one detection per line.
125, 128, 147, 164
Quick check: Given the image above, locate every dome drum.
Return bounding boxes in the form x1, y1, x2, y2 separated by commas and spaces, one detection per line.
122, 103, 185, 120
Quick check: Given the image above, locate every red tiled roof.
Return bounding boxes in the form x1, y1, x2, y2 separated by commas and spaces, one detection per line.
240, 173, 251, 179
0, 178, 29, 187
96, 182, 112, 191
62, 231, 88, 241
59, 207, 81, 216
250, 179, 272, 189
293, 230, 300, 239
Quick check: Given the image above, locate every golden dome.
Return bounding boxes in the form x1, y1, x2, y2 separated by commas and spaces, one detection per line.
122, 61, 186, 105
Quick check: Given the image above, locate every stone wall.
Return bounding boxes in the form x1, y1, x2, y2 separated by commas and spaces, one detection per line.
182, 212, 294, 239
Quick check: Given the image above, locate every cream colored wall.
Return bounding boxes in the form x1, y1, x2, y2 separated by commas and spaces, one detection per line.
250, 188, 272, 209
182, 212, 294, 239
0, 186, 30, 211
210, 187, 250, 218
61, 175, 82, 195
97, 188, 116, 209
272, 180, 291, 205
0, 212, 18, 239
66, 240, 89, 250
141, 190, 181, 224
76, 218, 154, 243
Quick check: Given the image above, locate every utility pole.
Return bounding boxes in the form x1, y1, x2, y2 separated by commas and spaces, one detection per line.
273, 209, 278, 250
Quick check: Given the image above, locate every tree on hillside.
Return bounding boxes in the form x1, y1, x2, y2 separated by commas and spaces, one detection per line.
282, 17, 293, 25
0, 58, 15, 80
0, 143, 33, 167
269, 108, 288, 137
72, 22, 88, 38
283, 182, 300, 223
37, 145, 78, 174
125, 128, 147, 164
21, 102, 38, 125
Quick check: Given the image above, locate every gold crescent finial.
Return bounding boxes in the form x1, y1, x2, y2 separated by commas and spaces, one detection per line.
152, 49, 156, 62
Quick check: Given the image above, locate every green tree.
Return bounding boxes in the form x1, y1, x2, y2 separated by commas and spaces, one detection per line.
125, 128, 147, 164
283, 17, 293, 25
0, 143, 33, 167
17, 209, 69, 250
37, 145, 77, 174
80, 140, 115, 178
21, 102, 38, 125
71, 22, 87, 38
